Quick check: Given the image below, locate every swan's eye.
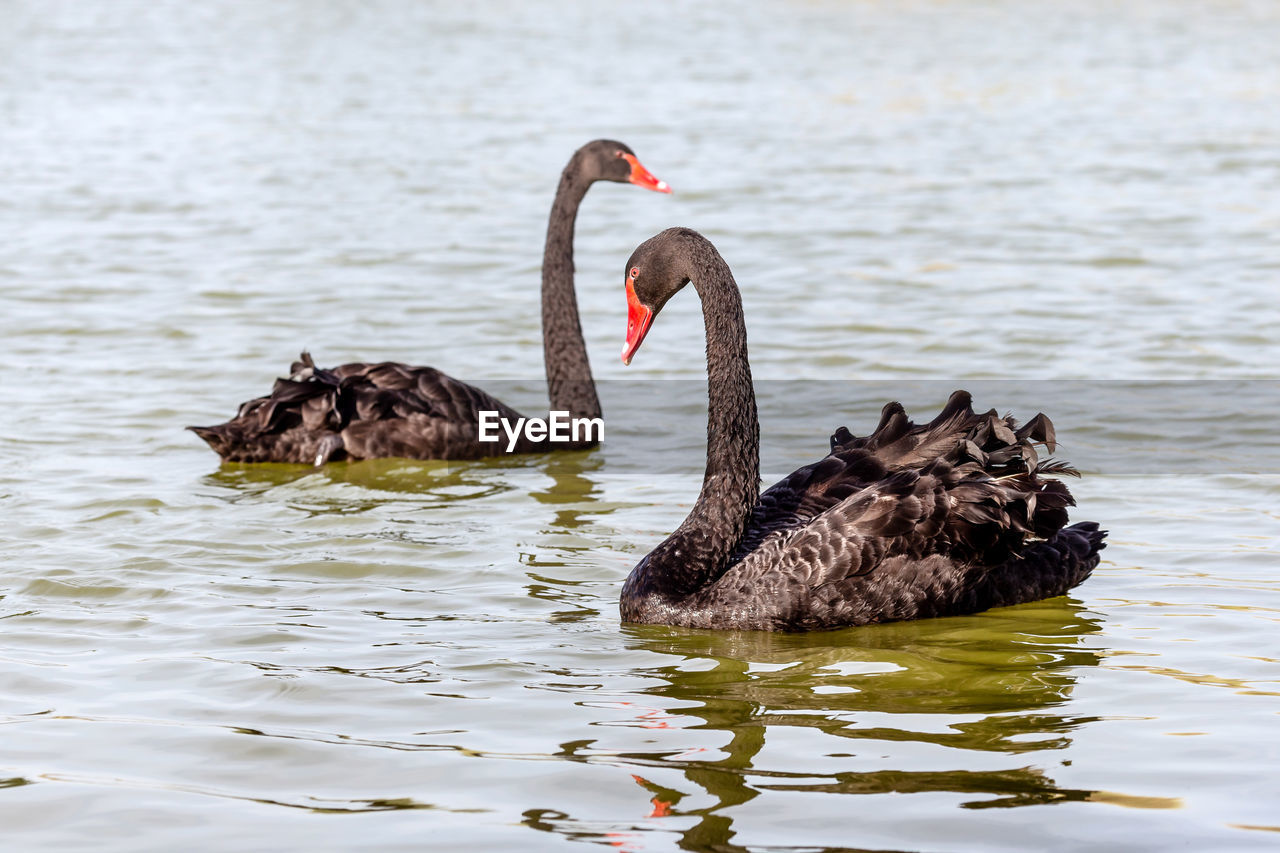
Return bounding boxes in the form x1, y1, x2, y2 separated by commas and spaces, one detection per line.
629, 267, 639, 280
615, 150, 625, 158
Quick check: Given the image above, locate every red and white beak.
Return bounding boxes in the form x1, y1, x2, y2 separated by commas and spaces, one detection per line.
621, 153, 671, 193
622, 279, 655, 366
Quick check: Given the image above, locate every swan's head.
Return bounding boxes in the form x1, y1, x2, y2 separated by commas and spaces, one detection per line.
577, 139, 671, 193
621, 227, 703, 365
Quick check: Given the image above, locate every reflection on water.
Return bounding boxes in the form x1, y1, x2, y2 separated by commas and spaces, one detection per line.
528, 450, 606, 531
525, 600, 1177, 850
203, 457, 521, 511
524, 451, 611, 624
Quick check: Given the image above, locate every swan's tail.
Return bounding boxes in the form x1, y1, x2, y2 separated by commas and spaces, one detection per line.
188, 352, 348, 463
187, 424, 230, 456
971, 519, 1107, 608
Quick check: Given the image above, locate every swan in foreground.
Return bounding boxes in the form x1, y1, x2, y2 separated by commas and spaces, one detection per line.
617, 227, 1105, 631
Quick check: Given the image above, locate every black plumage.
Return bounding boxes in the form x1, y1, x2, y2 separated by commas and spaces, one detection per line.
189, 353, 532, 464
189, 140, 669, 464
618, 228, 1106, 632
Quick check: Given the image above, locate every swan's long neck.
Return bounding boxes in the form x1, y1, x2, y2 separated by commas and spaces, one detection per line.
541, 168, 602, 423
628, 245, 761, 601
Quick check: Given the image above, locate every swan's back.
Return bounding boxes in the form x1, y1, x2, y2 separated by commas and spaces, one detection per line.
189, 352, 528, 464
642, 391, 1105, 631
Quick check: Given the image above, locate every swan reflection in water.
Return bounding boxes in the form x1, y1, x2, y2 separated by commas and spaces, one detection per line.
528, 450, 607, 532
522, 451, 614, 625
524, 600, 1173, 851
202, 456, 523, 510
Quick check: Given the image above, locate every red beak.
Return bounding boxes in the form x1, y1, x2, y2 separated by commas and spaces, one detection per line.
621, 153, 671, 193
622, 280, 654, 366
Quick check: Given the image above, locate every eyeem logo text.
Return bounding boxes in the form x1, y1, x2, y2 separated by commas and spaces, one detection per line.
477, 411, 604, 452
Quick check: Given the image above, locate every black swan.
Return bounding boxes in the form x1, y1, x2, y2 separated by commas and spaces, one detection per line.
617, 227, 1105, 631
190, 140, 670, 464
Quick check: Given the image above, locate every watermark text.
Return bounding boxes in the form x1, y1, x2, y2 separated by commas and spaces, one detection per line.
477, 411, 604, 452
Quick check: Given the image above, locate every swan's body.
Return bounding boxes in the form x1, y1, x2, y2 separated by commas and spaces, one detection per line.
190, 140, 669, 464
191, 354, 541, 464
618, 228, 1105, 632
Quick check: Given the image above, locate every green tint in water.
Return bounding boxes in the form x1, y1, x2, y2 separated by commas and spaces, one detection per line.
3, 0, 1280, 850
514, 595, 1203, 851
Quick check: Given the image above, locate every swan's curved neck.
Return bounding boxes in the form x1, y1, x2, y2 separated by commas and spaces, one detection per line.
629, 247, 760, 600
541, 169, 601, 424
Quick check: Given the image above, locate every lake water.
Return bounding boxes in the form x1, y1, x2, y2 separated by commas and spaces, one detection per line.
2, 1, 1279, 850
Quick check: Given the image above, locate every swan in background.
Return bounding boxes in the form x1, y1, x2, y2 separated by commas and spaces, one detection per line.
190, 140, 670, 464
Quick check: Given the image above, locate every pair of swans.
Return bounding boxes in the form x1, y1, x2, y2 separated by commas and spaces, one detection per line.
191, 140, 1105, 632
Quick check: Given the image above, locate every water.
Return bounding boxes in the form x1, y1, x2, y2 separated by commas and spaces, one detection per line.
3, 1, 1279, 850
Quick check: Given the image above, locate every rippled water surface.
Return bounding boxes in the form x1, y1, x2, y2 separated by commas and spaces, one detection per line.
3, 1, 1279, 850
